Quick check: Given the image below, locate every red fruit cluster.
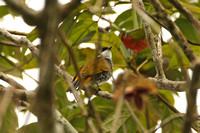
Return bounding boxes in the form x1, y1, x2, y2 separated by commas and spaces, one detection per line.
121, 33, 149, 53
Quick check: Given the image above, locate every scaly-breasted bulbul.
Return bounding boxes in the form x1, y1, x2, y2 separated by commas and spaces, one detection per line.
67, 46, 113, 92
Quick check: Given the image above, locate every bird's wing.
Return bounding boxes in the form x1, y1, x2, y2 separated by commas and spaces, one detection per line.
81, 57, 111, 78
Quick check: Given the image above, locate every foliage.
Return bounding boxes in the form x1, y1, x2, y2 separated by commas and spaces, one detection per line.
0, 0, 200, 133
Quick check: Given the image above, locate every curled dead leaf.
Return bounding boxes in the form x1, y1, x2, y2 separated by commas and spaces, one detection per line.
113, 71, 157, 110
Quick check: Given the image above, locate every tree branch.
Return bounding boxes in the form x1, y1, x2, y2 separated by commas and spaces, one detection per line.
7, 30, 28, 36
0, 87, 78, 133
133, 0, 166, 79
33, 0, 60, 133
183, 61, 200, 133
0, 40, 22, 47
55, 109, 78, 133
4, 0, 40, 26
148, 77, 185, 91
59, 0, 81, 20
150, 0, 197, 63
168, 0, 200, 33
149, 1, 200, 132
0, 72, 25, 90
0, 28, 39, 56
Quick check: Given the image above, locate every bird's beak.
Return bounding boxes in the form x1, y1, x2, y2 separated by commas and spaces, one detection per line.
108, 46, 112, 50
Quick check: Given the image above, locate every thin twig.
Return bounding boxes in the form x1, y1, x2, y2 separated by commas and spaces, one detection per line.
3, 56, 34, 73
0, 40, 22, 47
145, 108, 150, 129
157, 93, 200, 132
0, 72, 25, 90
0, 87, 14, 129
88, 10, 123, 32
87, 118, 98, 133
169, 41, 190, 81
124, 100, 147, 133
8, 30, 28, 36
148, 113, 185, 133
88, 99, 103, 133
1, 55, 39, 84
157, 94, 179, 113
58, 31, 88, 116
111, 93, 124, 133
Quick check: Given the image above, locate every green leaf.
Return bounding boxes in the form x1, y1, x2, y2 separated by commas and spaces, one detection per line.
21, 54, 38, 69
175, 18, 200, 43
60, 103, 82, 121
117, 117, 137, 133
17, 123, 38, 133
102, 108, 137, 132
159, 0, 173, 9
99, 83, 112, 93
27, 28, 38, 42
191, 45, 200, 57
91, 97, 115, 120
79, 47, 96, 61
72, 31, 96, 46
159, 90, 175, 106
90, 31, 121, 46
90, 6, 116, 15
169, 55, 190, 69
181, 2, 200, 14
0, 102, 18, 133
127, 29, 146, 39
54, 78, 71, 110
120, 42, 131, 58
165, 68, 183, 81
149, 91, 175, 120
161, 109, 182, 133
0, 5, 9, 18
0, 54, 22, 77
162, 44, 191, 69
113, 9, 134, 30
0, 44, 23, 62
69, 19, 97, 46
70, 117, 86, 132
59, 11, 80, 38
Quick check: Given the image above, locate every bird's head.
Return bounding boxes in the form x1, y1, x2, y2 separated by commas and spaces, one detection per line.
100, 46, 112, 60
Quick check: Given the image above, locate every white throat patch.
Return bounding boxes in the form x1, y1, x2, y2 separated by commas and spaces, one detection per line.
99, 50, 112, 59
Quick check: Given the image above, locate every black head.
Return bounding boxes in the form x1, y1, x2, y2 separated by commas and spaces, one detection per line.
101, 46, 112, 52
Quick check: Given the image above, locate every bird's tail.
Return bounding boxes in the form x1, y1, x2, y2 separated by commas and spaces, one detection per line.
66, 79, 80, 92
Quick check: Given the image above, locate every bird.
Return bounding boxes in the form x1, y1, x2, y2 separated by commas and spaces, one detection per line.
66, 46, 113, 92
